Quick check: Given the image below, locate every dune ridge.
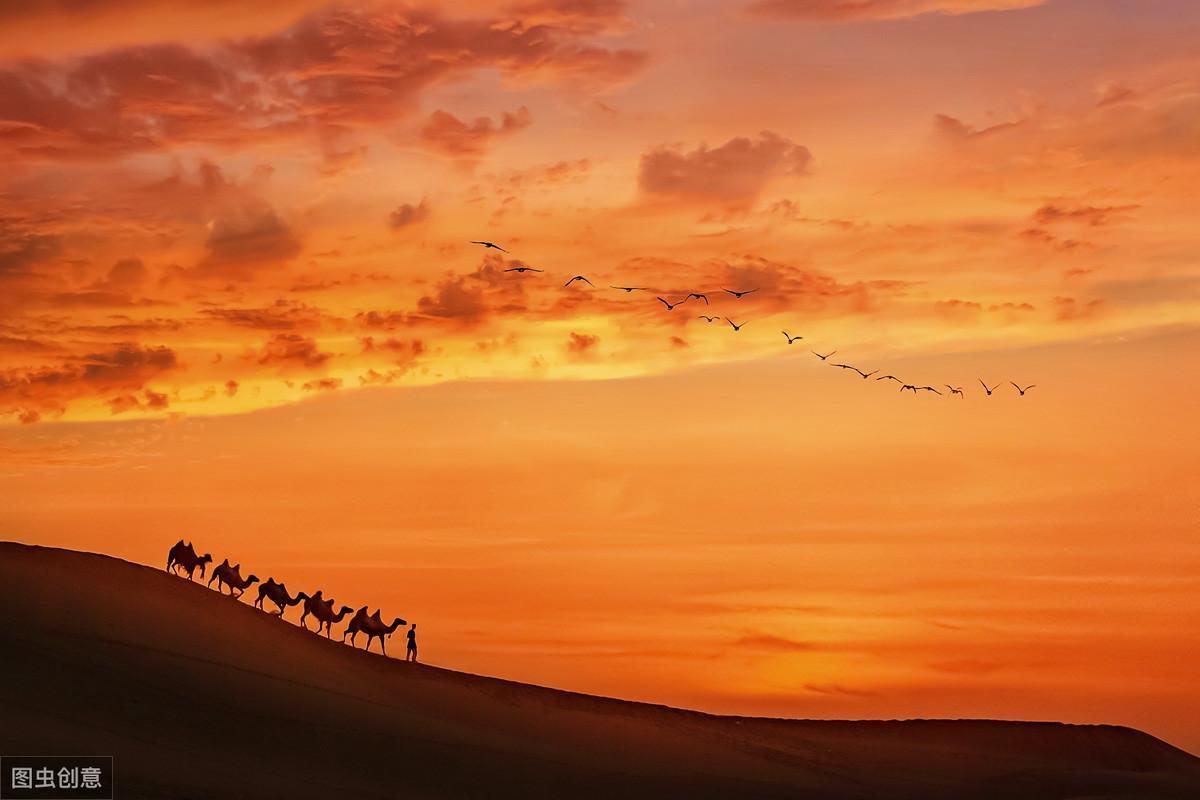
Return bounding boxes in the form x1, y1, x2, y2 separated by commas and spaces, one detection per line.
1, 541, 1197, 799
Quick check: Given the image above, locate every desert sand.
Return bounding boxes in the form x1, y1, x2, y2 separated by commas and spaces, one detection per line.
1, 541, 1196, 799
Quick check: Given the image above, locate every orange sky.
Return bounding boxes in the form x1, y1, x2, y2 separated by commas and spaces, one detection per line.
2, 0, 1199, 752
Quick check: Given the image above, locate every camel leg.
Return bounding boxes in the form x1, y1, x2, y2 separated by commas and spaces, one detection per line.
380, 638, 387, 656
254, 597, 263, 610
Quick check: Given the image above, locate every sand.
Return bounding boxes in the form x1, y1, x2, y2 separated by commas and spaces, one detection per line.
1, 541, 1197, 799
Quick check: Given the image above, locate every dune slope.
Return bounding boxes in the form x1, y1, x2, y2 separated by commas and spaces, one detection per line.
1, 542, 1197, 799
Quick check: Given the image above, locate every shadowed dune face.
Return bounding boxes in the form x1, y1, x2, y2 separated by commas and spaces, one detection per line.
1, 543, 1198, 800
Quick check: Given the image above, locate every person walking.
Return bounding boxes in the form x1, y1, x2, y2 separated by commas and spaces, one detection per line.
406, 623, 418, 662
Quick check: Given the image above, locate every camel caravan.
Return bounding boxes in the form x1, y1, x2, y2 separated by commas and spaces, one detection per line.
166, 540, 414, 658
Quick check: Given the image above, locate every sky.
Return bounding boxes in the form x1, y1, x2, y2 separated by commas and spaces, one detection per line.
2, 0, 1199, 751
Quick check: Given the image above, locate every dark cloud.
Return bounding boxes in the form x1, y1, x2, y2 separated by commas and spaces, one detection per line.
255, 333, 331, 369
0, 342, 178, 420
420, 107, 533, 158
745, 0, 1043, 22
388, 199, 431, 229
195, 205, 301, 278
0, 5, 646, 162
638, 132, 812, 206
933, 113, 1025, 142
203, 300, 330, 331
301, 377, 342, 392
734, 633, 817, 652
565, 331, 600, 357
1032, 203, 1140, 227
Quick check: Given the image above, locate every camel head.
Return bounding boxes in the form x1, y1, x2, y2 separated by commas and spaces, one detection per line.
387, 617, 406, 636
295, 591, 309, 601
245, 575, 260, 586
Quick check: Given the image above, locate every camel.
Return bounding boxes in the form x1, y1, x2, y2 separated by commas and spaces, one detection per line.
254, 578, 304, 617
316, 604, 355, 638
342, 605, 372, 647
362, 609, 407, 655
298, 590, 333, 632
206, 558, 259, 599
166, 540, 212, 581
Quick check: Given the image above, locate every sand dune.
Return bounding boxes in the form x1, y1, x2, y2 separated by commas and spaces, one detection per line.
0, 542, 1196, 799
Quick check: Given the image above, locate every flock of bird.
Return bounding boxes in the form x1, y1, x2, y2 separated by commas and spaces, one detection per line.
471, 241, 1037, 398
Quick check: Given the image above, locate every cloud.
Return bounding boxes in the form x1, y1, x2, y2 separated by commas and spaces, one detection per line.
745, 0, 1044, 22
1032, 203, 1140, 227
416, 260, 528, 325
638, 132, 812, 206
509, 0, 633, 34
734, 633, 818, 652
224, 379, 239, 397
388, 200, 431, 229
108, 388, 169, 415
203, 300, 329, 331
420, 107, 533, 159
301, 377, 342, 392
255, 333, 331, 370
565, 331, 600, 357
195, 205, 301, 278
0, 343, 178, 420
933, 112, 1025, 142
0, 4, 645, 162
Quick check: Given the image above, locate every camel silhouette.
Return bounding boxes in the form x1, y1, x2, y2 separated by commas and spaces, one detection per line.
362, 609, 408, 655
342, 605, 372, 648
207, 558, 259, 599
297, 591, 353, 637
166, 540, 212, 581
254, 578, 304, 617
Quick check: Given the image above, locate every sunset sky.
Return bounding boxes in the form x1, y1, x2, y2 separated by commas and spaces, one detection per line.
2, 0, 1199, 751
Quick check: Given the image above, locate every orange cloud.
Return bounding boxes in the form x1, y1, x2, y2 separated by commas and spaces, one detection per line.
421, 107, 533, 159
746, 0, 1044, 21
639, 132, 812, 206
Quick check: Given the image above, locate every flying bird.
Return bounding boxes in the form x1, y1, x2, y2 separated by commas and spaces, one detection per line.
1011, 382, 1037, 396
979, 379, 1000, 396
918, 386, 943, 395
610, 285, 647, 293
504, 266, 543, 273
947, 385, 964, 397
831, 362, 859, 372
564, 275, 595, 288
853, 368, 879, 379
812, 350, 837, 361
725, 318, 746, 332
699, 315, 719, 322
723, 288, 759, 299
876, 374, 902, 383
471, 241, 508, 252
657, 296, 683, 310
781, 331, 802, 344
684, 292, 709, 305
900, 384, 919, 393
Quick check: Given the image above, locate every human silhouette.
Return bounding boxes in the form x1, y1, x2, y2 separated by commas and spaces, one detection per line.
406, 623, 418, 662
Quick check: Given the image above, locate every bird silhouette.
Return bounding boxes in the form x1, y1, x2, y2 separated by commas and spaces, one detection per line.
725, 318, 746, 331
853, 368, 879, 379
610, 285, 647, 292
504, 266, 543, 273
918, 386, 942, 395
876, 374, 902, 383
979, 379, 1000, 396
471, 240, 507, 252
947, 385, 964, 397
723, 288, 758, 299
1011, 382, 1037, 396
699, 315, 719, 322
900, 384, 919, 393
657, 296, 683, 310
781, 331, 802, 344
564, 275, 595, 288
813, 350, 837, 361
831, 362, 858, 372
684, 292, 709, 305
